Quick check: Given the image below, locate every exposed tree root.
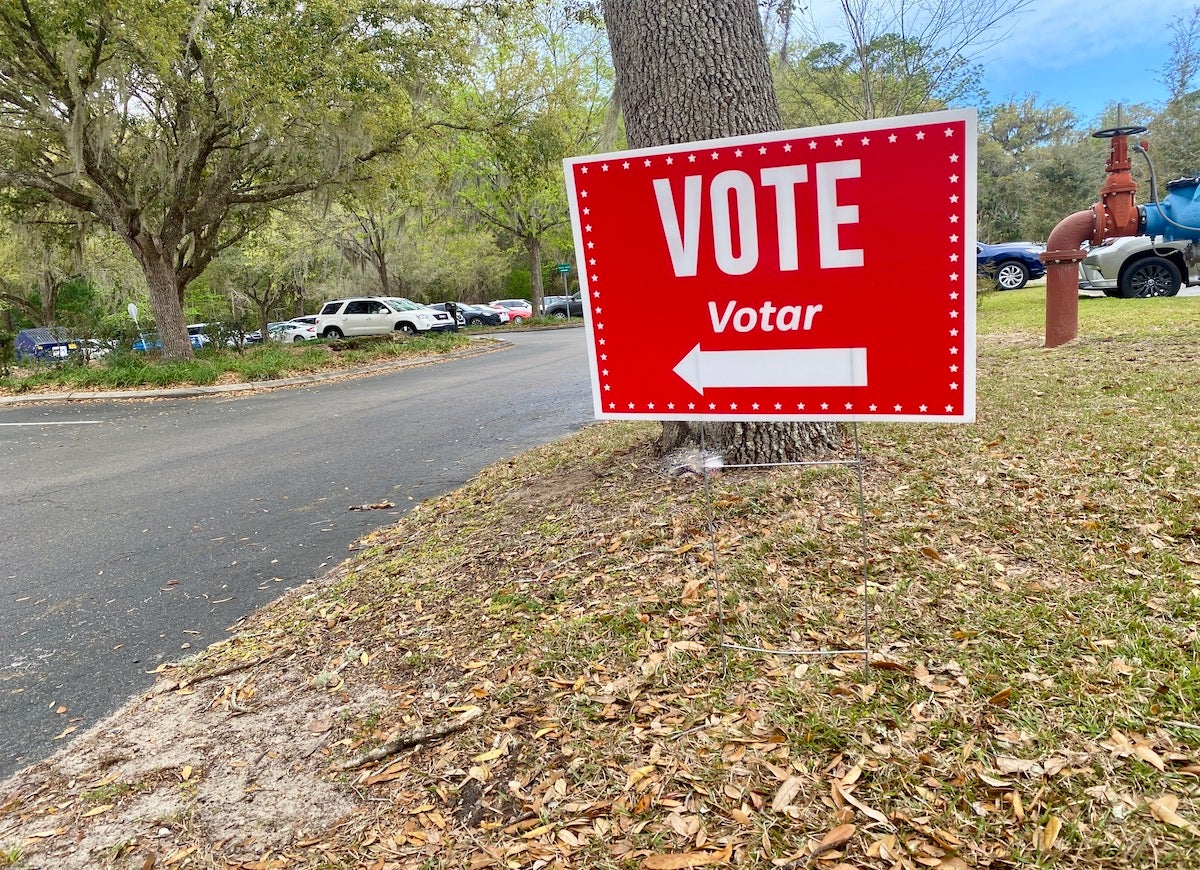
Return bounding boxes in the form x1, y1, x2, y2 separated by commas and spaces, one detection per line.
334, 707, 483, 772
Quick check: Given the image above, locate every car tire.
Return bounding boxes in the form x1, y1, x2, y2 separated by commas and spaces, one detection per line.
1120, 256, 1181, 298
468, 316, 483, 326
993, 260, 1030, 290
323, 327, 343, 339
293, 335, 304, 343
396, 322, 417, 335
510, 315, 525, 325
550, 310, 567, 320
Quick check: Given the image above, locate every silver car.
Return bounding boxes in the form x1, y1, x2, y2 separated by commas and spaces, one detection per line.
1079, 236, 1196, 298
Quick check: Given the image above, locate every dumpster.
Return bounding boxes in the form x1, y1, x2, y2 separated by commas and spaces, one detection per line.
14, 327, 79, 362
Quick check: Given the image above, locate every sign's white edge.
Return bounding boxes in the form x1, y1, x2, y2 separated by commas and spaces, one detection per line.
562, 107, 978, 425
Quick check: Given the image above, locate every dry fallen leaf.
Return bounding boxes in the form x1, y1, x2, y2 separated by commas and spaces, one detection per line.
937, 858, 972, 869
986, 687, 1012, 706
832, 783, 892, 827
995, 756, 1038, 776
1149, 795, 1200, 835
816, 823, 856, 850
642, 843, 731, 868
868, 659, 911, 673
771, 776, 804, 812
1038, 815, 1062, 852
1135, 744, 1167, 771
165, 845, 198, 865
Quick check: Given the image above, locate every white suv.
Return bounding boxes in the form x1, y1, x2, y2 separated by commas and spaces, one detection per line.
314, 297, 451, 338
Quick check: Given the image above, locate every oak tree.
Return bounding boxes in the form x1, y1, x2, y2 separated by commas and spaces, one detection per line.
0, 0, 469, 358
601, 0, 841, 462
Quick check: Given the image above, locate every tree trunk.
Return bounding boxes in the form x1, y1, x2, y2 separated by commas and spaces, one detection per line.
601, 0, 842, 463
375, 251, 391, 296
135, 240, 193, 359
37, 248, 58, 326
527, 236, 544, 315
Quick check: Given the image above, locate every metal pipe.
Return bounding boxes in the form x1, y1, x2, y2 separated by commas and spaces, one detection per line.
1040, 209, 1096, 348
1038, 127, 1145, 348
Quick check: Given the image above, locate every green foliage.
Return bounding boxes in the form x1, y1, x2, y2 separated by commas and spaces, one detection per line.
1149, 92, 1200, 183
0, 327, 13, 375
0, 332, 471, 392
445, 3, 612, 306
0, 0, 477, 355
977, 98, 1089, 242
0, 842, 22, 866
777, 33, 972, 125
504, 268, 533, 299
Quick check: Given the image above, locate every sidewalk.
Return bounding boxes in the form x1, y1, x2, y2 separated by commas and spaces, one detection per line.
0, 340, 507, 406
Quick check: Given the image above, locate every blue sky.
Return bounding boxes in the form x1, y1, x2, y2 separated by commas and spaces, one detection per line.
973, 0, 1196, 123
796, 0, 1198, 125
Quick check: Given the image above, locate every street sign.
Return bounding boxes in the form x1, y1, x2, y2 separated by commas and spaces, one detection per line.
556, 263, 571, 274
563, 109, 976, 423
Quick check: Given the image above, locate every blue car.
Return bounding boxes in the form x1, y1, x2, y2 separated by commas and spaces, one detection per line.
977, 241, 1046, 290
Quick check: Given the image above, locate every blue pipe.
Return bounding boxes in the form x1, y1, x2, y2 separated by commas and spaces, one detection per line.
1141, 177, 1200, 240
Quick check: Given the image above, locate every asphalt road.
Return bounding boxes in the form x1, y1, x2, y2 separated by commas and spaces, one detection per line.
0, 329, 593, 779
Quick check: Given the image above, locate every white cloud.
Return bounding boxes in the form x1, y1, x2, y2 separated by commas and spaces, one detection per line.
979, 0, 1197, 71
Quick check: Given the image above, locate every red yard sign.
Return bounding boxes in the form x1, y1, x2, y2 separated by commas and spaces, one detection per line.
563, 109, 976, 423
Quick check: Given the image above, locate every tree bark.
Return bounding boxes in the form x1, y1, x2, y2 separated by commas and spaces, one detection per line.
134, 239, 193, 359
601, 0, 842, 463
527, 236, 544, 314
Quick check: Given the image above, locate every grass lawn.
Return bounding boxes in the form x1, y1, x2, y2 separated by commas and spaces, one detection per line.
1, 287, 1198, 869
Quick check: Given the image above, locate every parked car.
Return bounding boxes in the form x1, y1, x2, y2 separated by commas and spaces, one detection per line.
314, 297, 449, 338
1078, 235, 1192, 297
268, 321, 318, 342
430, 302, 504, 327
540, 295, 569, 313
190, 322, 268, 347
489, 298, 533, 324
426, 302, 466, 328
473, 302, 510, 323
80, 338, 115, 359
544, 292, 584, 320
185, 324, 215, 348
976, 241, 1046, 290
459, 303, 506, 326
380, 297, 457, 333
133, 332, 208, 352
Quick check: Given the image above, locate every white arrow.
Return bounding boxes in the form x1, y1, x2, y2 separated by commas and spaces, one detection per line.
672, 345, 868, 395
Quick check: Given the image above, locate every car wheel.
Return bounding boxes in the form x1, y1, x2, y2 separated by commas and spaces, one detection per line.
550, 310, 567, 320
993, 260, 1030, 290
323, 327, 343, 339
510, 315, 525, 325
293, 335, 304, 343
468, 316, 483, 326
396, 322, 417, 335
1120, 256, 1181, 297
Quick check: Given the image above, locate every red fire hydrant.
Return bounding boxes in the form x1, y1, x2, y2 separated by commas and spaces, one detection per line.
1039, 125, 1146, 347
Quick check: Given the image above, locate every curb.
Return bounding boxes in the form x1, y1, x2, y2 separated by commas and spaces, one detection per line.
0, 341, 509, 406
